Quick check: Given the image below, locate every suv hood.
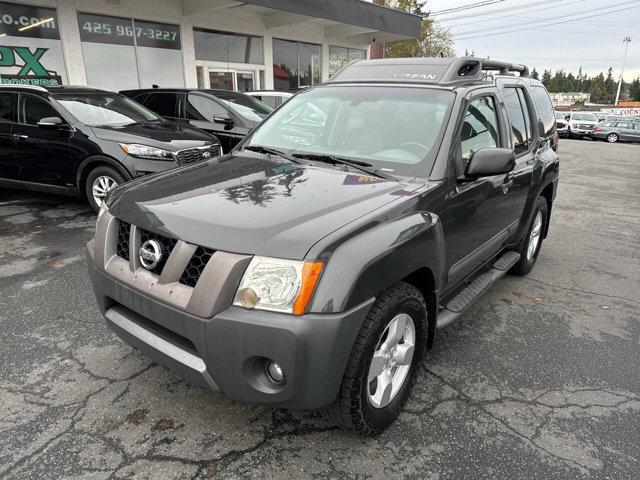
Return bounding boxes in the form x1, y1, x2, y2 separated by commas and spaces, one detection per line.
91, 121, 218, 151
108, 154, 421, 259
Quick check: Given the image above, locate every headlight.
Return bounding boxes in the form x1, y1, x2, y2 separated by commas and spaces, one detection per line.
119, 143, 174, 161
571, 123, 578, 129
233, 256, 324, 315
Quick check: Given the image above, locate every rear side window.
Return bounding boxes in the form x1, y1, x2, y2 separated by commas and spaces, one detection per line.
186, 94, 226, 121
501, 87, 530, 155
460, 96, 500, 167
0, 93, 12, 122
18, 95, 60, 125
142, 93, 179, 117
530, 85, 556, 138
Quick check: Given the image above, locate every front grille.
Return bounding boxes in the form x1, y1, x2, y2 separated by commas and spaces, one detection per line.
114, 220, 215, 288
117, 222, 131, 260
176, 144, 221, 165
139, 228, 178, 275
180, 247, 215, 287
556, 122, 566, 129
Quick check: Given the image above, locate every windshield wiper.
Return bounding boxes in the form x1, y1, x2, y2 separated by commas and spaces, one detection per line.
291, 152, 396, 180
243, 145, 302, 164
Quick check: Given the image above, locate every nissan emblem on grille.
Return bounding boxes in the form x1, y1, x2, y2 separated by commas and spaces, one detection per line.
139, 239, 163, 270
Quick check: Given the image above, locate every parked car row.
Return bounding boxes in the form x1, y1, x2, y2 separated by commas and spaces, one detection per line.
555, 110, 640, 144
0, 85, 292, 211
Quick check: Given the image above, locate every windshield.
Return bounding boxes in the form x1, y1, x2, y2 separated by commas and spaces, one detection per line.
246, 85, 454, 177
210, 91, 272, 123
53, 92, 159, 126
572, 113, 597, 121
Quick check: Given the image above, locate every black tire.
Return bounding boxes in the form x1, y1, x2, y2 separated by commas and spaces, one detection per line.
325, 282, 428, 436
510, 196, 548, 276
607, 133, 619, 143
84, 165, 125, 213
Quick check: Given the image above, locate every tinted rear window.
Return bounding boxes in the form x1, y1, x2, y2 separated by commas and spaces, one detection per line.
0, 93, 12, 122
501, 87, 530, 154
142, 93, 179, 117
530, 85, 555, 138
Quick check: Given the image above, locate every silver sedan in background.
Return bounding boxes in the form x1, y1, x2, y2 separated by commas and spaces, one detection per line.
592, 121, 640, 143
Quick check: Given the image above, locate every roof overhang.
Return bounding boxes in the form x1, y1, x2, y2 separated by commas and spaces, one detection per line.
182, 0, 421, 43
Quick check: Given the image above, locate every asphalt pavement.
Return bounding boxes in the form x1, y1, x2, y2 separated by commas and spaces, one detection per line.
1, 139, 639, 479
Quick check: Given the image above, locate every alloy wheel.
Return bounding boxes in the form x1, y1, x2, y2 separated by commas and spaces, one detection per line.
607, 133, 618, 143
367, 313, 416, 409
526, 211, 543, 261
92, 175, 118, 207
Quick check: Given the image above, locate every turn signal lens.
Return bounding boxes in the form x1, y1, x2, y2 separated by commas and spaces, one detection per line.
292, 261, 324, 316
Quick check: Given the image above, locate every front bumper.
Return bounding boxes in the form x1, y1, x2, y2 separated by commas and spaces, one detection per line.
86, 242, 373, 409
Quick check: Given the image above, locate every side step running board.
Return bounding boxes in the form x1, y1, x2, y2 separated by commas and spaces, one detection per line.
436, 251, 520, 329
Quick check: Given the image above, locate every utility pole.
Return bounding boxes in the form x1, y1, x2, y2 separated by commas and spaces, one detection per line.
615, 36, 632, 106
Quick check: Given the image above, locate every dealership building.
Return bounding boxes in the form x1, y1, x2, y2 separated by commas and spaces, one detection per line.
0, 0, 420, 93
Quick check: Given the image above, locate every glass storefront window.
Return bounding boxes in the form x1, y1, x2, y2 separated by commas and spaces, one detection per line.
193, 29, 263, 64
273, 39, 321, 90
329, 46, 366, 77
77, 13, 184, 91
0, 1, 67, 86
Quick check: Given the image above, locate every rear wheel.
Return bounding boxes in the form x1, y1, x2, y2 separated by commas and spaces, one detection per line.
511, 196, 548, 276
607, 133, 619, 143
326, 282, 427, 436
84, 165, 125, 213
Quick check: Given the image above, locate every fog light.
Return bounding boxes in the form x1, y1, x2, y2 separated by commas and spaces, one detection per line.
237, 287, 259, 309
266, 361, 285, 384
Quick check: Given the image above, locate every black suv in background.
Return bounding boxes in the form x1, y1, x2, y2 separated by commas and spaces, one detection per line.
0, 85, 221, 212
120, 88, 273, 152
88, 57, 559, 434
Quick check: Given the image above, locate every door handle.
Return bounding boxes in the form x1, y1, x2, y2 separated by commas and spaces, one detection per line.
13, 134, 28, 142
502, 178, 513, 194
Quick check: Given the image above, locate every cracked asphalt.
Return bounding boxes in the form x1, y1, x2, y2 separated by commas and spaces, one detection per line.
1, 139, 639, 479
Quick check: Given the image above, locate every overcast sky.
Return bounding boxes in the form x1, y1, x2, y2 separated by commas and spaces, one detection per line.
425, 0, 640, 81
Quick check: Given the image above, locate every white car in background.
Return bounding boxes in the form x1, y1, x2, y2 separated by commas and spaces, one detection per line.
567, 112, 598, 139
246, 90, 294, 109
555, 111, 569, 137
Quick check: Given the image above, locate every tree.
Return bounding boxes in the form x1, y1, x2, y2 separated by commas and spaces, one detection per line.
630, 77, 640, 101
531, 68, 539, 80
604, 67, 616, 103
541, 69, 552, 87
384, 0, 456, 58
589, 73, 608, 104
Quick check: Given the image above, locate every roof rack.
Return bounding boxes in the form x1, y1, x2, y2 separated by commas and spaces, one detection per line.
0, 84, 47, 91
327, 56, 530, 86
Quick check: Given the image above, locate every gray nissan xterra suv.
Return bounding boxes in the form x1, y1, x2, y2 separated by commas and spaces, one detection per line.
87, 57, 559, 435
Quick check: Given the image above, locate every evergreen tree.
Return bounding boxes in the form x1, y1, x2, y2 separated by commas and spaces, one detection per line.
541, 69, 552, 87
531, 68, 539, 80
590, 73, 608, 103
629, 78, 640, 101
604, 67, 617, 103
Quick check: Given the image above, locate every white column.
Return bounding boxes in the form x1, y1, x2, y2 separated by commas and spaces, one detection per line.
263, 29, 274, 89
180, 16, 198, 88
57, 0, 86, 85
321, 39, 329, 82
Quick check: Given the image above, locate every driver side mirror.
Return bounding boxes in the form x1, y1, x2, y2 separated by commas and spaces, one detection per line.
37, 116, 65, 129
213, 115, 234, 128
464, 148, 515, 178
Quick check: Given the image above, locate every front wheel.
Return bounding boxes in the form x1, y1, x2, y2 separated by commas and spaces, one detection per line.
85, 165, 125, 213
326, 283, 427, 435
510, 196, 548, 276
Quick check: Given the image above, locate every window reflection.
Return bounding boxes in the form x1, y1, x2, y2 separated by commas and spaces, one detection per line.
273, 39, 321, 90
